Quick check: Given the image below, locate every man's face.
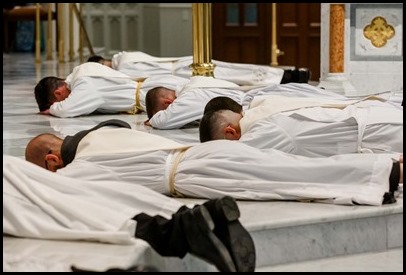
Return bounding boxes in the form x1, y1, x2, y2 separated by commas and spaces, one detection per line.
101, 60, 113, 68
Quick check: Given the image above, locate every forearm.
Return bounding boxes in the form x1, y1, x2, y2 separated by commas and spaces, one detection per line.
149, 106, 203, 130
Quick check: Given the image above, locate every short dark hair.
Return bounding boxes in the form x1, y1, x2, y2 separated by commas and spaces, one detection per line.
34, 76, 65, 111
204, 96, 242, 115
87, 55, 105, 63
199, 110, 219, 143
145, 87, 162, 119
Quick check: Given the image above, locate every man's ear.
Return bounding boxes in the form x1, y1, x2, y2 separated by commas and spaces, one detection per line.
163, 98, 174, 105
54, 84, 69, 101
45, 153, 62, 172
53, 86, 63, 99
224, 125, 239, 140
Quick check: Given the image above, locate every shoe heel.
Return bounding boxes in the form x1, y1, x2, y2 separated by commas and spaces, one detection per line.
217, 196, 240, 221
194, 205, 215, 231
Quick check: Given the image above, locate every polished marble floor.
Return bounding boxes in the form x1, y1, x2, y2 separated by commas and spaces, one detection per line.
3, 53, 403, 272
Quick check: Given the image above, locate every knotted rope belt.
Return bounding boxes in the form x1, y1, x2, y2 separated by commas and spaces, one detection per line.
168, 148, 189, 198
126, 79, 145, 114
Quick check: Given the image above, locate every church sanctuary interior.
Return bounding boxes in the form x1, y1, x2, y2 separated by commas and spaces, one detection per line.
3, 3, 403, 272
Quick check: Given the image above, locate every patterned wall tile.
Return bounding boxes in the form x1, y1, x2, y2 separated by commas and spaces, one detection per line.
350, 4, 403, 61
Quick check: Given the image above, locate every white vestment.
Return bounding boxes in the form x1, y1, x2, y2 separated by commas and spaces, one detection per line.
112, 51, 285, 86
50, 63, 189, 117
240, 94, 398, 131
3, 155, 183, 244
241, 83, 349, 109
149, 80, 350, 130
240, 101, 403, 157
54, 128, 397, 206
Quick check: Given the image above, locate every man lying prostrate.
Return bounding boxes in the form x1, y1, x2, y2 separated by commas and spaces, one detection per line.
3, 155, 255, 272
88, 51, 286, 86
145, 76, 349, 129
34, 62, 189, 117
144, 76, 245, 129
25, 119, 403, 206
199, 95, 403, 157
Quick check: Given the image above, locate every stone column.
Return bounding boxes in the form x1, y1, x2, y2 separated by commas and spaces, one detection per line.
329, 4, 344, 73
190, 3, 216, 77
319, 4, 356, 95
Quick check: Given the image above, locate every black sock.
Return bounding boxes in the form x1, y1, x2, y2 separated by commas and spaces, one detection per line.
132, 206, 189, 258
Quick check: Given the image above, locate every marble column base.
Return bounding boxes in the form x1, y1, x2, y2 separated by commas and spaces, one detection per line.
318, 72, 358, 96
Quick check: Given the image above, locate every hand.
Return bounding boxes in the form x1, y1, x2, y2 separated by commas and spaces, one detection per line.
144, 120, 151, 127
38, 109, 51, 115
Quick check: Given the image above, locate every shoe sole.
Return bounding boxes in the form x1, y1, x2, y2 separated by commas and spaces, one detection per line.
216, 196, 240, 221
192, 206, 237, 272
216, 196, 256, 272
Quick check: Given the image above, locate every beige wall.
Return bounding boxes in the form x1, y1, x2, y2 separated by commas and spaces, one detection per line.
80, 3, 192, 58
143, 3, 193, 57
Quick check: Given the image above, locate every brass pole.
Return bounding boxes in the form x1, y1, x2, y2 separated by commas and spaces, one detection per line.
191, 4, 200, 63
35, 3, 41, 63
329, 4, 345, 73
271, 3, 278, 66
69, 3, 74, 61
46, 3, 53, 60
190, 3, 215, 76
270, 3, 284, 67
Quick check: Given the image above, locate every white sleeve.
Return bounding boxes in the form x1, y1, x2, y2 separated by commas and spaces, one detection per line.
112, 51, 125, 70
149, 91, 209, 129
3, 155, 183, 244
3, 156, 135, 244
49, 77, 104, 117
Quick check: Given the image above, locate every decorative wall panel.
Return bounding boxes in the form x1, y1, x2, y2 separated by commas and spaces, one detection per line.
350, 4, 403, 61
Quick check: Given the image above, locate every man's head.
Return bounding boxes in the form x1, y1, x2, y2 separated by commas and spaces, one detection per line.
25, 133, 64, 172
199, 109, 243, 142
87, 55, 113, 68
145, 87, 177, 119
204, 96, 243, 115
34, 77, 70, 112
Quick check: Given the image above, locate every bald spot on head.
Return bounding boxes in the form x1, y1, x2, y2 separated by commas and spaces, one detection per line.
25, 133, 63, 168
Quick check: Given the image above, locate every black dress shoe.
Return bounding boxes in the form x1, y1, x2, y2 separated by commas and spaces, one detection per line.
181, 205, 237, 272
203, 196, 256, 272
281, 68, 311, 84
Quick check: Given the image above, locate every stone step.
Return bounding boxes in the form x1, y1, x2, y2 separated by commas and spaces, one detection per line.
256, 248, 403, 272
178, 196, 403, 269
235, 197, 403, 268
